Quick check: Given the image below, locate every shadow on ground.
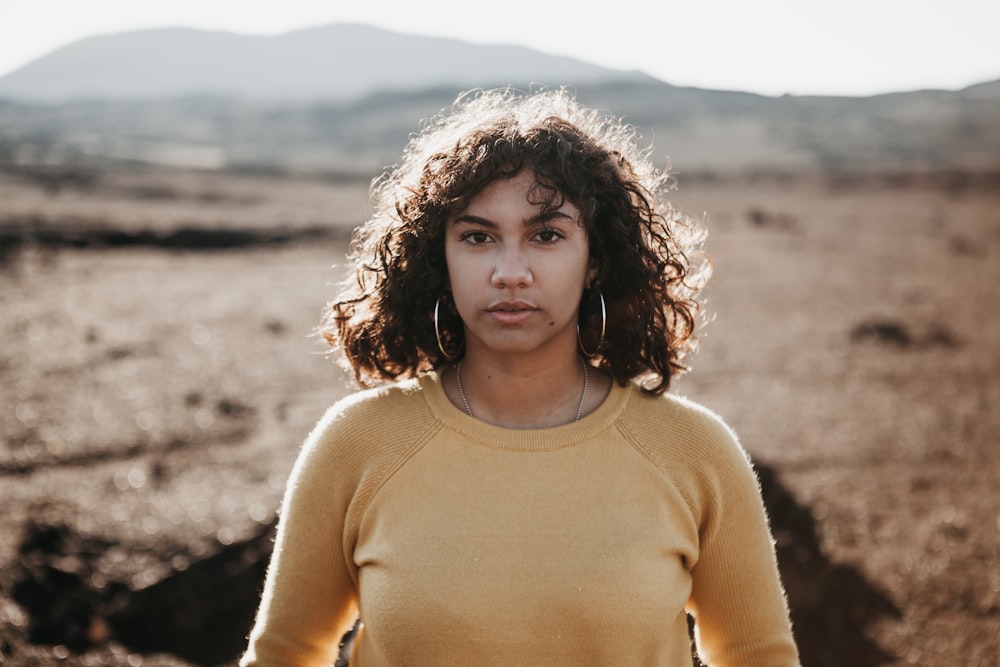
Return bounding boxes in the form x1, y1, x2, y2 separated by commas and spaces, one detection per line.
4, 463, 898, 666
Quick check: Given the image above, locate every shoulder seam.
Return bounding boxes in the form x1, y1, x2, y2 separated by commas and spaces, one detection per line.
615, 420, 703, 518
342, 420, 441, 588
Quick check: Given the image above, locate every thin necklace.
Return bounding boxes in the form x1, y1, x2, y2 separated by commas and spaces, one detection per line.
455, 358, 589, 422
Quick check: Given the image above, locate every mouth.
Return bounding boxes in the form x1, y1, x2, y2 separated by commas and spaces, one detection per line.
487, 301, 536, 323
487, 301, 536, 313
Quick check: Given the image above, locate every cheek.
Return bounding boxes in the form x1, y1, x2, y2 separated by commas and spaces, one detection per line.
444, 258, 479, 318
443, 245, 464, 293
445, 252, 475, 286
547, 257, 589, 294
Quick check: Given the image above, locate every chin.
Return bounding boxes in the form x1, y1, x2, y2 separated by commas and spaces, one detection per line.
478, 335, 573, 358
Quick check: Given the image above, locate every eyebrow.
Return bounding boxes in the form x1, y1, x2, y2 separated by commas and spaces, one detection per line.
451, 210, 576, 228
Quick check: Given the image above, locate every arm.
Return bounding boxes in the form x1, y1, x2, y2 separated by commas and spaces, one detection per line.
241, 410, 360, 667
686, 419, 800, 667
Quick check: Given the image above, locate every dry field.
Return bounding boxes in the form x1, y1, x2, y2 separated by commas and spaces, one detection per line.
0, 165, 997, 666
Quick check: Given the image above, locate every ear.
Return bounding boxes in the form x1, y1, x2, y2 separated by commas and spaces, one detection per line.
585, 262, 599, 290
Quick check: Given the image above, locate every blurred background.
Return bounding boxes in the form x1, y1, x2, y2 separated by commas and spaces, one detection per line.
1, 2, 998, 666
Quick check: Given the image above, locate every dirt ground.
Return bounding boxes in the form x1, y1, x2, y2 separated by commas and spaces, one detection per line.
0, 165, 997, 666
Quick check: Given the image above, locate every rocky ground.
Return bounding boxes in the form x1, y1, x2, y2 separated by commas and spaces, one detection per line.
0, 165, 997, 666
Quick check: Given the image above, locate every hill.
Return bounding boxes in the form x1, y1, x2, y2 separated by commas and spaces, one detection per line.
0, 24, 996, 174
0, 24, 653, 102
1, 80, 998, 175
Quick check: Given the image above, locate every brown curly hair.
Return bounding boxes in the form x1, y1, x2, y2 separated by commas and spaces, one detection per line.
322, 88, 709, 394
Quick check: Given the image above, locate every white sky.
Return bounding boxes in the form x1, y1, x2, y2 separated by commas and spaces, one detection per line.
1, 0, 998, 97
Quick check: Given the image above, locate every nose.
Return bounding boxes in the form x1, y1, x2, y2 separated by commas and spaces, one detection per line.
491, 245, 532, 288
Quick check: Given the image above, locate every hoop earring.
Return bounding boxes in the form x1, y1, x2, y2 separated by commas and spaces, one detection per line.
577, 290, 606, 358
434, 296, 461, 361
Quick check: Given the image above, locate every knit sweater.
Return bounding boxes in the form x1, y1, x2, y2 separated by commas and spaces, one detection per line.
241, 373, 800, 667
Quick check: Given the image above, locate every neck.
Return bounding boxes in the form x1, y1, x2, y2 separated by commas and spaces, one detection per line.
451, 348, 597, 428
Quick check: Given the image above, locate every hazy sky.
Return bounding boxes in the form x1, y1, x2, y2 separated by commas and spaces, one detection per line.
1, 0, 998, 97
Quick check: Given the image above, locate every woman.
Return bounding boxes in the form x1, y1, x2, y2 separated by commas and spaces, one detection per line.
241, 89, 800, 666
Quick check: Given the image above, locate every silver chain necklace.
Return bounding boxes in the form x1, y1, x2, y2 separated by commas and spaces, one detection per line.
455, 358, 589, 422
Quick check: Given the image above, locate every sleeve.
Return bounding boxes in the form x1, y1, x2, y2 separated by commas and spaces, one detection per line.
240, 408, 361, 667
686, 416, 801, 667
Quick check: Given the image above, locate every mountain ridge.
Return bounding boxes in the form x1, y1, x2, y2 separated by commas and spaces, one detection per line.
0, 24, 657, 102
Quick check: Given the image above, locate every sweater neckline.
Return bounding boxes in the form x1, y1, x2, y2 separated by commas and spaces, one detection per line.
419, 370, 632, 451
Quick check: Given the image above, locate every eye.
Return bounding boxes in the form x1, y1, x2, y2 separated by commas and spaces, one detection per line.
533, 228, 565, 244
460, 230, 492, 245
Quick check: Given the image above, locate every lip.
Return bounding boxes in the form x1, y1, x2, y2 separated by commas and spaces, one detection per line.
487, 300, 537, 325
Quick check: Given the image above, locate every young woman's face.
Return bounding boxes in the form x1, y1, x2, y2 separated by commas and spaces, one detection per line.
444, 169, 593, 360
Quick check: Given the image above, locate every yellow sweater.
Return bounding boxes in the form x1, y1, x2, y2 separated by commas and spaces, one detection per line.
242, 374, 800, 666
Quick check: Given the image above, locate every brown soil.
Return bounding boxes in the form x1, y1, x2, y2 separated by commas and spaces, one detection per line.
0, 166, 997, 666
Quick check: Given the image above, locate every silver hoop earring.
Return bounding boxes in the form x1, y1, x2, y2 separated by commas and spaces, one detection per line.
434, 296, 461, 361
577, 289, 606, 358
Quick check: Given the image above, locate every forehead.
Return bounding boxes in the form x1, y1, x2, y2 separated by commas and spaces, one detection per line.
463, 169, 572, 213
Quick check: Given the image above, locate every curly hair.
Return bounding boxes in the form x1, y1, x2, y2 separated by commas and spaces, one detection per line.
322, 88, 710, 395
